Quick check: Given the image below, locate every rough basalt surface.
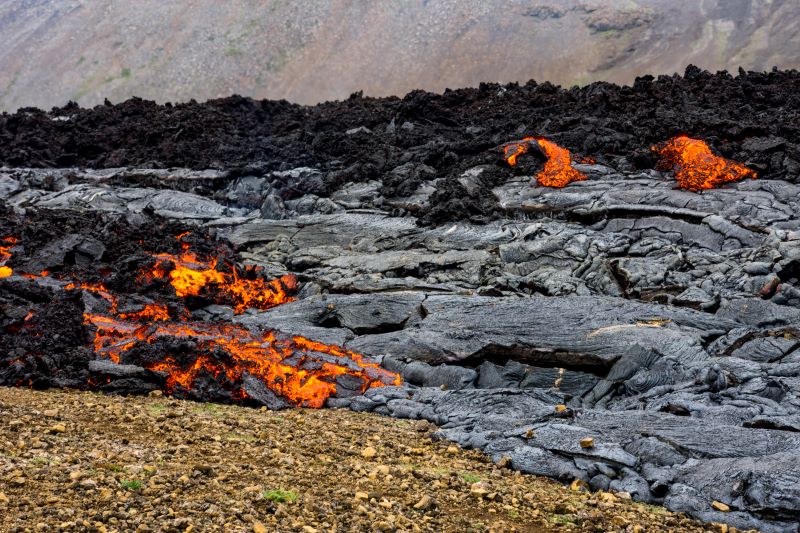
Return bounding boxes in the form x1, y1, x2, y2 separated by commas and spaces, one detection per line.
2, 68, 800, 531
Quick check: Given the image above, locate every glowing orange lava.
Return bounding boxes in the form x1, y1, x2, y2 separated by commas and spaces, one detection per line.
502, 137, 588, 188
652, 135, 757, 191
4, 234, 401, 407
117, 303, 171, 322
64, 281, 116, 305
84, 314, 400, 407
503, 137, 535, 167
142, 252, 297, 313
0, 236, 14, 260
0, 236, 16, 278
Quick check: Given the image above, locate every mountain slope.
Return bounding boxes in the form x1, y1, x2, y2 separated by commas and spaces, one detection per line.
0, 0, 798, 111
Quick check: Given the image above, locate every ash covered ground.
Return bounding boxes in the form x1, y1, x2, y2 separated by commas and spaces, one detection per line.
2, 66, 800, 532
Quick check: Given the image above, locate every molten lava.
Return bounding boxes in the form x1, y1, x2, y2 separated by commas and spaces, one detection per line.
78, 248, 399, 406
64, 281, 116, 307
142, 252, 297, 313
117, 303, 171, 322
652, 135, 757, 191
0, 236, 16, 278
503, 137, 588, 188
503, 138, 534, 167
1, 235, 401, 407
85, 315, 400, 407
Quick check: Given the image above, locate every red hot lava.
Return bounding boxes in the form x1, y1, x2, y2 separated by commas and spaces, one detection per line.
87, 316, 399, 408
0, 236, 16, 278
1, 238, 401, 407
652, 135, 757, 191
87, 248, 399, 406
141, 251, 297, 313
503, 137, 588, 188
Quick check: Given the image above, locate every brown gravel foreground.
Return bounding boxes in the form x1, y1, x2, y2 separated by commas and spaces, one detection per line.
0, 387, 722, 533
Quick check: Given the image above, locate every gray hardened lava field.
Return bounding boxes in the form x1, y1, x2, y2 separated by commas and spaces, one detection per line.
1, 67, 800, 532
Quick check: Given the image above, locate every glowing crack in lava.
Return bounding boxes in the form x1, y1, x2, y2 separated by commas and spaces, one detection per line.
0, 236, 16, 278
502, 137, 588, 188
652, 135, 757, 191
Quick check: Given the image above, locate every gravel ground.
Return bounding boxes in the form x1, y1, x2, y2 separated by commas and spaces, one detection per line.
0, 387, 728, 532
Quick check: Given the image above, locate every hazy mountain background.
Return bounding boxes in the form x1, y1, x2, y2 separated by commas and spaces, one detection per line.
1, 0, 798, 111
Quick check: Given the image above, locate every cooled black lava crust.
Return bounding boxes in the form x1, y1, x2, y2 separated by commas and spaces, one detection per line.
1, 65, 798, 224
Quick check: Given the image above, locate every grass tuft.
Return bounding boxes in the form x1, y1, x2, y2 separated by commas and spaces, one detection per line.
120, 479, 143, 491
550, 514, 580, 525
262, 488, 298, 503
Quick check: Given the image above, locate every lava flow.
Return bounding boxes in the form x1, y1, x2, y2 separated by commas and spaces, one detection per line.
1, 235, 400, 407
503, 137, 588, 187
652, 135, 757, 191
142, 251, 297, 313
0, 236, 15, 278
77, 249, 400, 407
86, 316, 400, 408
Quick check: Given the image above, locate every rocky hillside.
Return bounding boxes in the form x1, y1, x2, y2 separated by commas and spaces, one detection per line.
1, 0, 798, 111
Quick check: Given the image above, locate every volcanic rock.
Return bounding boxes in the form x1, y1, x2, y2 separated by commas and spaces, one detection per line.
3, 69, 800, 531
